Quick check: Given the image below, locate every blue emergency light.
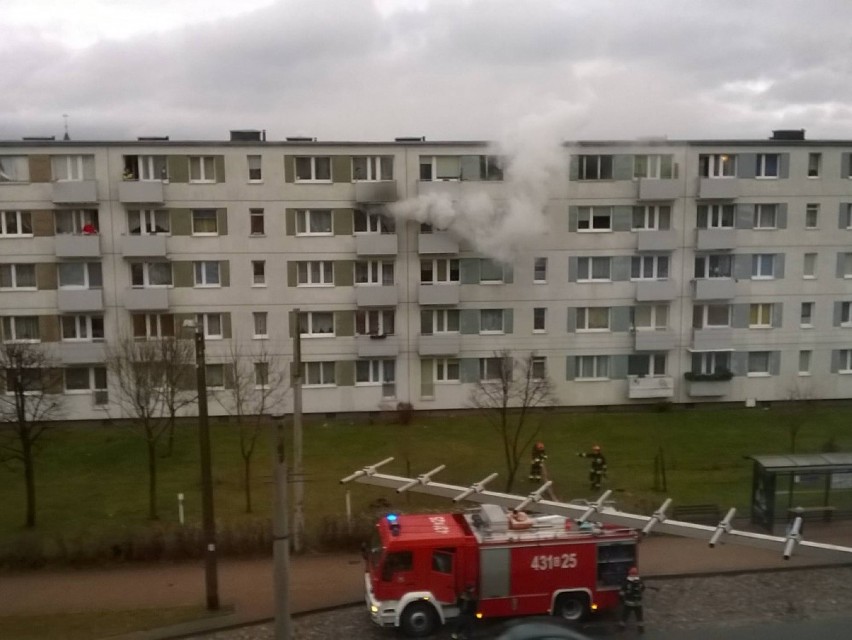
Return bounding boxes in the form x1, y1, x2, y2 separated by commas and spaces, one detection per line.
386, 513, 401, 536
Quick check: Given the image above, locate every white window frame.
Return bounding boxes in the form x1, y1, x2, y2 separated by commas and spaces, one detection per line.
420, 258, 460, 284
0, 210, 33, 236
254, 362, 269, 389
697, 204, 735, 229
749, 303, 773, 328
699, 154, 736, 178
633, 154, 675, 179
196, 313, 223, 340
694, 304, 731, 328
130, 262, 172, 288
205, 364, 225, 390
52, 155, 93, 182
694, 254, 732, 279
479, 259, 506, 284
577, 206, 612, 232
355, 359, 396, 388
253, 312, 268, 339
354, 209, 395, 234
55, 209, 98, 235
252, 260, 266, 287
123, 155, 167, 181
755, 154, 780, 179
632, 304, 669, 330
842, 302, 852, 328
479, 357, 509, 381
628, 353, 667, 377
352, 156, 393, 182
296, 261, 334, 287
747, 351, 771, 377
0, 264, 36, 290
479, 309, 505, 335
294, 156, 331, 183
304, 361, 336, 387
299, 311, 335, 338
131, 313, 174, 339
803, 253, 817, 279
355, 260, 394, 286
754, 204, 777, 229
61, 315, 104, 342
692, 351, 731, 375
64, 366, 107, 394
0, 156, 29, 183
839, 350, 852, 373
631, 255, 669, 281
805, 203, 819, 229
419, 156, 461, 182
434, 358, 460, 383
577, 155, 613, 180
531, 356, 547, 380
193, 261, 221, 288
575, 355, 610, 381
295, 209, 333, 236
843, 253, 852, 279
191, 209, 218, 236
356, 309, 395, 336
58, 262, 102, 290
632, 205, 671, 230
421, 308, 459, 335
800, 302, 814, 328
577, 257, 611, 282
798, 350, 812, 376
576, 307, 610, 332
2, 316, 40, 343
189, 156, 216, 183
247, 155, 262, 182
807, 153, 821, 178
533, 257, 547, 283
751, 254, 776, 280
128, 209, 170, 235
533, 307, 546, 333
249, 208, 265, 236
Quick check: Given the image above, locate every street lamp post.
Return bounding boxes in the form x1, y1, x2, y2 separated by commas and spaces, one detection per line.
271, 414, 292, 640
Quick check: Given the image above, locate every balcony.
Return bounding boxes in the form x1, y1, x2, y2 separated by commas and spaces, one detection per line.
55, 234, 101, 258
696, 228, 736, 251
354, 181, 398, 203
693, 278, 736, 300
627, 375, 675, 399
418, 334, 461, 356
418, 283, 460, 306
692, 328, 733, 351
698, 178, 738, 200
355, 285, 398, 307
418, 232, 459, 254
52, 180, 98, 204
355, 334, 399, 358
637, 178, 680, 201
124, 288, 169, 311
687, 379, 732, 397
634, 329, 676, 351
636, 230, 678, 252
121, 235, 168, 258
355, 234, 398, 256
58, 342, 107, 364
57, 289, 104, 312
118, 180, 165, 204
635, 280, 677, 302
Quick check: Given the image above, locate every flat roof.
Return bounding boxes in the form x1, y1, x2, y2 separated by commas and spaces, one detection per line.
751, 453, 852, 472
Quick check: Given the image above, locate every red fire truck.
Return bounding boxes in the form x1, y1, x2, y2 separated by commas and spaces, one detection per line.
364, 503, 638, 637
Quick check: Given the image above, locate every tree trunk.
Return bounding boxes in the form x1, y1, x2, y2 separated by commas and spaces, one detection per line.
147, 439, 159, 520
244, 455, 253, 514
23, 437, 36, 528
165, 415, 176, 457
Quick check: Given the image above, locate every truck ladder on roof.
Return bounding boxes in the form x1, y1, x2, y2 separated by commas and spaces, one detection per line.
340, 457, 852, 563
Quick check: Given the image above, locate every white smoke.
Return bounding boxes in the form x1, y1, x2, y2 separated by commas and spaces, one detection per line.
389, 105, 573, 263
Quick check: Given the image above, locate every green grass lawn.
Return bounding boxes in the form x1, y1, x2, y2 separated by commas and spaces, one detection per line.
0, 405, 849, 562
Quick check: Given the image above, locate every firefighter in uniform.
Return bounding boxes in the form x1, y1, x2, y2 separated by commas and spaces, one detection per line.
619, 566, 645, 633
529, 441, 547, 482
452, 584, 478, 640
578, 445, 607, 490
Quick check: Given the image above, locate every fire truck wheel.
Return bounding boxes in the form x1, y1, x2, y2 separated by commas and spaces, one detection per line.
554, 593, 589, 622
399, 601, 438, 637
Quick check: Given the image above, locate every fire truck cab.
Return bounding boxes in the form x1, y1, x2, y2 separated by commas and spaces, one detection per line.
365, 504, 637, 637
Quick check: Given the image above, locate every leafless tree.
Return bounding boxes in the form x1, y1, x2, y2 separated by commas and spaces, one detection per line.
217, 341, 286, 513
0, 342, 63, 528
469, 350, 555, 492
156, 336, 197, 457
784, 382, 817, 453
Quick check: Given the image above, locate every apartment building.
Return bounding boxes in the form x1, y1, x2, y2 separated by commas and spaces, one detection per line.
1, 129, 851, 420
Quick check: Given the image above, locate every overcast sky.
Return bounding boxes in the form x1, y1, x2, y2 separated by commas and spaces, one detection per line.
3, 0, 851, 142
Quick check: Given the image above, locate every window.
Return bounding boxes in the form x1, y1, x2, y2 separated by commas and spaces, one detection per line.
205, 364, 225, 389
577, 155, 613, 180
576, 355, 609, 380
842, 204, 852, 230
0, 264, 36, 289
128, 209, 169, 235
842, 302, 852, 327
130, 262, 172, 287
356, 359, 396, 390
631, 255, 669, 280
420, 259, 459, 284
838, 350, 852, 373
356, 309, 395, 336
800, 302, 814, 328
123, 155, 167, 181
807, 153, 821, 178
304, 361, 335, 386
61, 315, 104, 341
633, 154, 675, 179
58, 262, 102, 289
694, 254, 732, 279
1, 211, 33, 236
691, 351, 731, 375
254, 362, 269, 388
627, 354, 666, 377
749, 303, 773, 328
352, 156, 393, 181
533, 308, 546, 332
479, 259, 506, 283
533, 257, 547, 283
803, 253, 817, 279
64, 366, 107, 393
252, 261, 265, 286
632, 304, 668, 330
421, 309, 459, 334
354, 209, 395, 233
755, 154, 779, 178
754, 204, 777, 229
419, 156, 460, 181
576, 307, 610, 331
56, 209, 98, 235
480, 309, 504, 334
842, 253, 852, 278
295, 209, 332, 235
197, 313, 224, 339
531, 356, 547, 379
752, 254, 776, 279
480, 357, 509, 381
192, 209, 218, 235
434, 358, 460, 382
356, 260, 394, 285
131, 313, 174, 339
0, 156, 29, 182
697, 204, 734, 229
2, 316, 40, 342
747, 351, 771, 376
247, 155, 262, 182
577, 257, 611, 282
632, 205, 671, 230
189, 156, 216, 183
253, 312, 268, 338
250, 209, 265, 236
194, 261, 221, 287
296, 261, 334, 286
805, 204, 819, 229
294, 156, 331, 182
299, 311, 334, 337
698, 154, 736, 177
52, 155, 94, 181
799, 350, 812, 375
692, 304, 731, 328
577, 206, 612, 231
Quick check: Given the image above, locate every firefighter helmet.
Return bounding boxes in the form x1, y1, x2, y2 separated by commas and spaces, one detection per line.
592, 445, 601, 453
534, 442, 545, 450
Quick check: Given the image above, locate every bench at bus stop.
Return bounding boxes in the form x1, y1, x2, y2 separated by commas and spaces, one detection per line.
788, 505, 837, 522
671, 504, 722, 525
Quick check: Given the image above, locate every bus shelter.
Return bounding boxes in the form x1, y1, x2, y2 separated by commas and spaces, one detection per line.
750, 453, 852, 533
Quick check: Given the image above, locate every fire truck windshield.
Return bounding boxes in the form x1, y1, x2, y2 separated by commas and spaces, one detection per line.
368, 529, 384, 569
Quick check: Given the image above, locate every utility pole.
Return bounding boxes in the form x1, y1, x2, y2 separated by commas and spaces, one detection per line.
272, 416, 292, 640
291, 308, 304, 553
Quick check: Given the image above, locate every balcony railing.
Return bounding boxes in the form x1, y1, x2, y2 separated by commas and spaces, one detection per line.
57, 289, 104, 312
696, 228, 736, 251
692, 278, 736, 300
417, 334, 461, 356
418, 283, 460, 306
121, 235, 168, 258
637, 178, 680, 201
692, 328, 733, 351
52, 180, 98, 204
634, 329, 676, 351
355, 334, 399, 358
636, 229, 678, 252
355, 234, 398, 256
124, 287, 169, 311
118, 180, 165, 204
55, 234, 101, 258
635, 280, 677, 302
418, 232, 459, 254
698, 177, 738, 199
354, 181, 398, 203
627, 375, 674, 399
354, 285, 398, 307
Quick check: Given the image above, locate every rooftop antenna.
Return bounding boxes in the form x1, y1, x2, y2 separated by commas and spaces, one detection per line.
62, 114, 70, 141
